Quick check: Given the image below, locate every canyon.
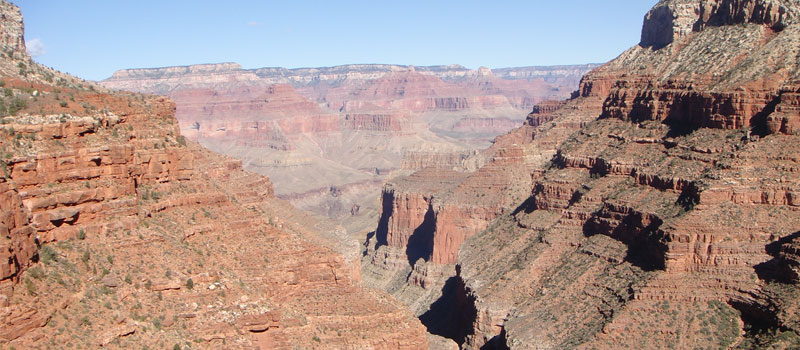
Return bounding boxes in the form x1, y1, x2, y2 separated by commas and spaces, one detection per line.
100, 60, 598, 251
4, 0, 800, 349
0, 2, 429, 348
361, 0, 800, 349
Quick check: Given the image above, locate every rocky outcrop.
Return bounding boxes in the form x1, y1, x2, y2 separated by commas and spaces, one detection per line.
767, 89, 800, 134
344, 113, 405, 132
640, 0, 798, 48
401, 150, 478, 170
0, 179, 34, 284
105, 63, 261, 95
362, 129, 560, 330
364, 0, 800, 348
0, 0, 25, 60
600, 80, 777, 130
0, 96, 186, 286
375, 169, 468, 254
369, 96, 595, 267
0, 2, 429, 348
597, 0, 800, 137
526, 100, 567, 127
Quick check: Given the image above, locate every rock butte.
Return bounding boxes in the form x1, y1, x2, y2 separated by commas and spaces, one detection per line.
0, 1, 428, 348
362, 0, 800, 348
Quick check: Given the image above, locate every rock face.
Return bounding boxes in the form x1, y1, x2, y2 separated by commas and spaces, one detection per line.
102, 58, 598, 260
0, 2, 428, 348
0, 0, 24, 59
364, 0, 800, 349
641, 0, 798, 48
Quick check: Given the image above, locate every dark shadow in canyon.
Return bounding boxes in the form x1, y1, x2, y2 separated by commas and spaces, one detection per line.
661, 92, 782, 138
405, 203, 436, 265
754, 230, 800, 283
664, 115, 702, 138
374, 191, 394, 247
419, 274, 477, 346
734, 231, 800, 345
362, 231, 376, 257
583, 210, 667, 271
511, 195, 537, 215
729, 299, 784, 338
480, 329, 510, 350
749, 95, 782, 137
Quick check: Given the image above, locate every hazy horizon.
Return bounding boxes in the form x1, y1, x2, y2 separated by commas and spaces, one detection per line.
15, 0, 656, 81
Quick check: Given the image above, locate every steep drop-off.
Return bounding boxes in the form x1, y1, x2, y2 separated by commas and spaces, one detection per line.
364, 0, 800, 349
0, 2, 429, 349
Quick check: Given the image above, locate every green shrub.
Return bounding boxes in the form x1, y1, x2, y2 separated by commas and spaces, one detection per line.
39, 245, 57, 264
25, 278, 36, 295
28, 266, 44, 279
7, 97, 26, 115
186, 278, 194, 290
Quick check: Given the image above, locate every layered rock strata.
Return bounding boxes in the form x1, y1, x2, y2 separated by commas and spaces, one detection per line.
102, 60, 597, 244
0, 2, 428, 348
365, 0, 800, 349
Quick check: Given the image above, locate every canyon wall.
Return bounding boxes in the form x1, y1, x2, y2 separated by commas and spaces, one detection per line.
0, 2, 429, 348
102, 57, 597, 255
364, 0, 800, 349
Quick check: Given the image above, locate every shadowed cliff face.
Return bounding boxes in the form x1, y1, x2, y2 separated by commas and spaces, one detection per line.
364, 0, 800, 348
0, 2, 430, 348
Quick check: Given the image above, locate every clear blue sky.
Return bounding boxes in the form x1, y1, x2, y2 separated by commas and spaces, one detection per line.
15, 1, 657, 81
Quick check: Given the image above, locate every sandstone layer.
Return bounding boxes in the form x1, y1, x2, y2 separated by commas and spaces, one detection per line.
0, 2, 429, 348
364, 0, 800, 349
101, 60, 598, 252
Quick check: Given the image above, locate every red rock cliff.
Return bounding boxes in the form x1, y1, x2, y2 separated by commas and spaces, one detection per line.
0, 2, 428, 348
366, 0, 800, 349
